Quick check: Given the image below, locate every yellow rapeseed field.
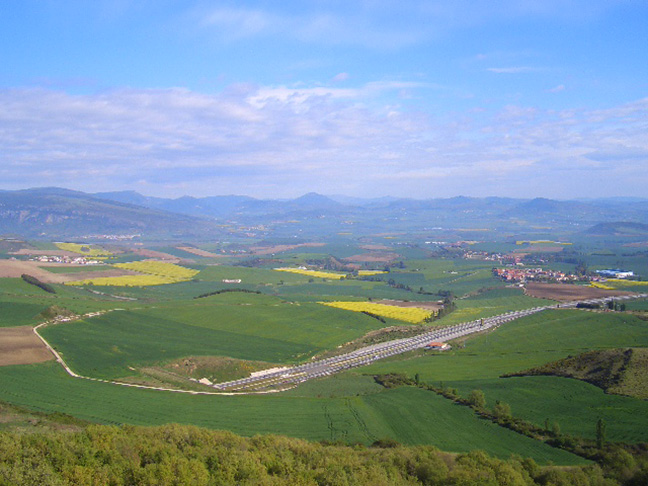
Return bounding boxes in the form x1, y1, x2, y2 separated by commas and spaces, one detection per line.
114, 261, 198, 280
320, 301, 434, 324
274, 268, 346, 279
357, 270, 388, 276
590, 282, 616, 290
66, 261, 199, 287
591, 279, 648, 290
55, 242, 112, 257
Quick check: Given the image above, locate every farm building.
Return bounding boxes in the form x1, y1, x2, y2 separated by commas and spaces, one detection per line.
425, 342, 450, 351
596, 269, 634, 279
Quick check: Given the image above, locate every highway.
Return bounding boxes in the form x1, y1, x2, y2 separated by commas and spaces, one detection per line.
211, 292, 648, 393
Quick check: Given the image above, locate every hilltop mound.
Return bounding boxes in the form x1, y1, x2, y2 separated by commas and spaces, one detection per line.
506, 348, 648, 399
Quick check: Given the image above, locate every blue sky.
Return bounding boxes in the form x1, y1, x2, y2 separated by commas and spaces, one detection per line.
1, 0, 647, 199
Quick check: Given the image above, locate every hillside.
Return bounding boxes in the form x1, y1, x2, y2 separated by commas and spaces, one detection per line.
506, 348, 648, 399
585, 222, 648, 236
3, 187, 648, 240
0, 188, 222, 238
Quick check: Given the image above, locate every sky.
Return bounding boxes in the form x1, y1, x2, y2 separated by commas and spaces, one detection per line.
1, 0, 647, 200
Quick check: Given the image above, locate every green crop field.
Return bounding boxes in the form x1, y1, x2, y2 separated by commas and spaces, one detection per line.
0, 299, 47, 327
362, 309, 648, 445
2, 240, 647, 475
0, 363, 584, 464
39, 293, 395, 379
451, 376, 648, 443
365, 310, 648, 381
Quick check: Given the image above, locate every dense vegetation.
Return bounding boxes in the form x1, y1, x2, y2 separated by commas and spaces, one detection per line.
21, 273, 56, 293
1, 422, 646, 486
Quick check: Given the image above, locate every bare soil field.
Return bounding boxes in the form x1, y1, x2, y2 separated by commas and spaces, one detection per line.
0, 259, 138, 283
248, 242, 325, 255
0, 260, 72, 283
360, 244, 392, 250
525, 282, 633, 301
0, 326, 53, 366
343, 252, 400, 263
523, 245, 565, 253
377, 299, 443, 311
176, 246, 224, 258
132, 248, 184, 262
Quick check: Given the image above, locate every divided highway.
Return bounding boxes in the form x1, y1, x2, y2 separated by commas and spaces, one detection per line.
212, 293, 647, 393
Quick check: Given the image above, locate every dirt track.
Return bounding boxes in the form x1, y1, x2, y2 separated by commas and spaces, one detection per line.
525, 282, 633, 301
0, 326, 53, 366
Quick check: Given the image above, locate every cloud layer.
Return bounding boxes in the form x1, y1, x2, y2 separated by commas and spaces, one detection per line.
1, 85, 646, 198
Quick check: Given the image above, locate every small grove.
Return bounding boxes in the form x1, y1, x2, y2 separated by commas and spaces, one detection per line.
0, 422, 635, 486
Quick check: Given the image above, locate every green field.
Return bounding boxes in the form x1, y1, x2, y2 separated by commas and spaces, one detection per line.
0, 362, 583, 464
451, 376, 648, 443
365, 310, 648, 381
0, 299, 47, 327
40, 293, 395, 379
2, 243, 648, 470
362, 309, 648, 443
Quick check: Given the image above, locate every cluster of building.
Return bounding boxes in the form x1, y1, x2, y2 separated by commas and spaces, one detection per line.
463, 250, 505, 261
493, 267, 580, 283
31, 255, 103, 265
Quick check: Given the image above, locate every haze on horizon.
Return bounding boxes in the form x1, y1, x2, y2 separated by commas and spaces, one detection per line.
1, 1, 646, 200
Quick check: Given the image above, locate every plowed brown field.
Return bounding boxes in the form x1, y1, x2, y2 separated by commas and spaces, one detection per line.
0, 326, 53, 366
525, 282, 633, 301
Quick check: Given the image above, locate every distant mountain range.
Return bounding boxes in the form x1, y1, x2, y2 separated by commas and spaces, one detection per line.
0, 187, 222, 239
1, 187, 647, 240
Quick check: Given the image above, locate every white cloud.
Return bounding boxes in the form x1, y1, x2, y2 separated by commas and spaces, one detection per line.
190, 1, 626, 50
548, 84, 566, 93
487, 66, 541, 74
0, 87, 646, 198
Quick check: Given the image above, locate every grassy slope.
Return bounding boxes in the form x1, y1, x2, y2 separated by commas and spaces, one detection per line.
508, 347, 648, 399
0, 362, 583, 464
